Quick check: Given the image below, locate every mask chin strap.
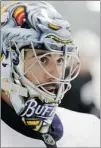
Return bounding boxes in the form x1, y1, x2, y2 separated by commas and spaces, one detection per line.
1, 80, 28, 97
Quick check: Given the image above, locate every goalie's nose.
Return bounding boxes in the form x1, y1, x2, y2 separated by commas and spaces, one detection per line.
45, 60, 60, 82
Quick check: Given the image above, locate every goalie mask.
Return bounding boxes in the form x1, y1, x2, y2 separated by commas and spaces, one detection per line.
1, 2, 80, 134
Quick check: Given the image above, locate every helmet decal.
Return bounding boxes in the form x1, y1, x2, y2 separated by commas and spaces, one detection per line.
48, 23, 62, 30
12, 6, 25, 25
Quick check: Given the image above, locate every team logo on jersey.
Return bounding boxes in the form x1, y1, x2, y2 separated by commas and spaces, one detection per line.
42, 133, 56, 145
20, 99, 57, 119
20, 99, 57, 132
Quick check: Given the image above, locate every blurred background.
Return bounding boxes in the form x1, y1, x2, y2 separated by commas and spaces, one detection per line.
1, 1, 100, 117
51, 1, 100, 118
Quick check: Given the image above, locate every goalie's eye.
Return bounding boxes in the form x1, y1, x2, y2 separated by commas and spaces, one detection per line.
57, 58, 64, 65
40, 57, 48, 65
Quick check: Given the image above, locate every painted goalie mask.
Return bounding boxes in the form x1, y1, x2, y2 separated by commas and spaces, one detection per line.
1, 2, 80, 134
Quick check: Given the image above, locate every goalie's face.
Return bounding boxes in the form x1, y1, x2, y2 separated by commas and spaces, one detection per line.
22, 42, 80, 99
24, 49, 64, 94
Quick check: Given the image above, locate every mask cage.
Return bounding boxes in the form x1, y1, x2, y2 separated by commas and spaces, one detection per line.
3, 39, 81, 103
